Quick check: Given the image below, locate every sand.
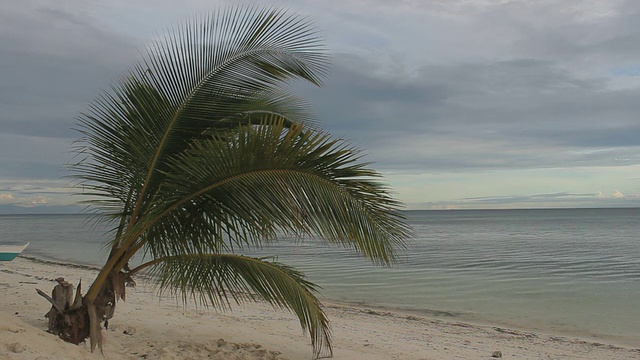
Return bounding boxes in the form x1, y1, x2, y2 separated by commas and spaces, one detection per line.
1, 256, 639, 360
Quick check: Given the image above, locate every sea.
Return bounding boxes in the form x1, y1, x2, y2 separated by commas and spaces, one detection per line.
1, 208, 639, 347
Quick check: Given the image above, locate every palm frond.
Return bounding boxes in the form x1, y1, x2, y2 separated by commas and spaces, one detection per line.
133, 118, 409, 264
135, 253, 332, 359
70, 6, 409, 358
73, 5, 328, 220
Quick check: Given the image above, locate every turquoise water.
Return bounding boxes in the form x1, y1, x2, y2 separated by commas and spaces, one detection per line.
1, 208, 639, 346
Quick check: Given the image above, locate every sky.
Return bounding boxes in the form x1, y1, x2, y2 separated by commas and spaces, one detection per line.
1, 0, 640, 213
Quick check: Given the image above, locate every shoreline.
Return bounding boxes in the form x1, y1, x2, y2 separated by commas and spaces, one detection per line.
322, 298, 640, 350
20, 256, 636, 349
1, 256, 639, 359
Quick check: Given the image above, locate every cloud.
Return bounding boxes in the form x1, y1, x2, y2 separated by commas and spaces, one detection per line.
0, 185, 83, 214
612, 65, 640, 77
461, 192, 598, 203
0, 193, 15, 202
0, 1, 139, 139
300, 55, 640, 176
0, 179, 75, 209
22, 195, 50, 207
1, 0, 640, 211
414, 191, 640, 210
0, 195, 53, 208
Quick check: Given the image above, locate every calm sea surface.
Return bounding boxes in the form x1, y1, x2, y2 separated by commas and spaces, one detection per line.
1, 208, 639, 346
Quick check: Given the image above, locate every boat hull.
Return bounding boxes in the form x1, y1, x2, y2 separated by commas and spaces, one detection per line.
0, 252, 21, 261
0, 243, 29, 261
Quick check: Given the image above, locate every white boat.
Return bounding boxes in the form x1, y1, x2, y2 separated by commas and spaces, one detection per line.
0, 242, 29, 261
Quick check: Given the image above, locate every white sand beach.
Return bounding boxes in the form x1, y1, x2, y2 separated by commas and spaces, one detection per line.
1, 256, 638, 360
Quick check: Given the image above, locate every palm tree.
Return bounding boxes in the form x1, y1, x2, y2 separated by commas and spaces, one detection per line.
42, 6, 410, 359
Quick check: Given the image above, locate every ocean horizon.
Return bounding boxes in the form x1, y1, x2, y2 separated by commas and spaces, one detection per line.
2, 207, 639, 347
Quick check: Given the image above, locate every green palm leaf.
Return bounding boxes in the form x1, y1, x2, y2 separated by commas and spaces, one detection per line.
135, 118, 408, 264
132, 254, 332, 359
74, 5, 328, 224
68, 6, 410, 359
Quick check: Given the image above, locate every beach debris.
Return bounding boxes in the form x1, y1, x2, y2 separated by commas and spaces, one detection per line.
37, 278, 74, 330
492, 350, 503, 358
493, 327, 537, 339
7, 342, 26, 353
36, 278, 91, 345
7, 326, 25, 334
123, 326, 137, 335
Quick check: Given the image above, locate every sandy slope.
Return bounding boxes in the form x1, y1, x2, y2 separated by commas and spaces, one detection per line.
1, 257, 639, 360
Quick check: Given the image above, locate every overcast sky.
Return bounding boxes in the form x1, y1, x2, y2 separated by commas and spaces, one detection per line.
1, 0, 640, 213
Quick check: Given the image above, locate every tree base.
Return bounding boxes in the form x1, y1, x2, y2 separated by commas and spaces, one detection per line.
37, 278, 91, 345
